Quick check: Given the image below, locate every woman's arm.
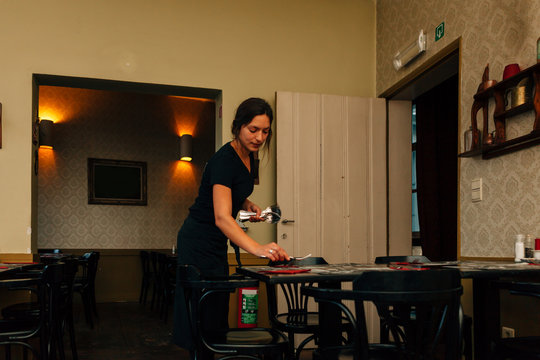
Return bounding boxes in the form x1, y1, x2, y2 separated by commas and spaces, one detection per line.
213, 184, 289, 261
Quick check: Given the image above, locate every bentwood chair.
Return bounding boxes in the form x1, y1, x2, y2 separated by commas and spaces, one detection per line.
73, 251, 100, 328
0, 262, 78, 360
178, 264, 290, 360
157, 252, 176, 321
493, 280, 540, 359
375, 255, 472, 360
302, 268, 463, 360
266, 257, 352, 360
0, 274, 45, 359
139, 250, 153, 305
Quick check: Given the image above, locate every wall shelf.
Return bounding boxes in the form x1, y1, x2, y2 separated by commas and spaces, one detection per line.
459, 63, 540, 159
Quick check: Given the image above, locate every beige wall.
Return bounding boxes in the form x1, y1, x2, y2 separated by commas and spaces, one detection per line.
377, 0, 540, 257
0, 0, 376, 254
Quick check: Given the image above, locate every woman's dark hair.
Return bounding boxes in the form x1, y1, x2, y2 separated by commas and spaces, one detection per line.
231, 97, 273, 151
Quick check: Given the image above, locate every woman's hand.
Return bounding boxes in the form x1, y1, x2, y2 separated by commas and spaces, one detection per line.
255, 242, 290, 262
243, 199, 264, 222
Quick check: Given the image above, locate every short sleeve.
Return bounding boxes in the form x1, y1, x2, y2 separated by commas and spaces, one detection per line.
208, 155, 235, 188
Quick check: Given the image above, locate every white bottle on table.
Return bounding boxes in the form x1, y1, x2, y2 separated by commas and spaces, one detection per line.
515, 234, 525, 262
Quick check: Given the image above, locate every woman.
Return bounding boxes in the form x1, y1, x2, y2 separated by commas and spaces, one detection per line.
173, 97, 290, 352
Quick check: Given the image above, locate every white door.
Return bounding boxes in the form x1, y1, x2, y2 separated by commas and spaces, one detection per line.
275, 92, 412, 343
276, 92, 387, 263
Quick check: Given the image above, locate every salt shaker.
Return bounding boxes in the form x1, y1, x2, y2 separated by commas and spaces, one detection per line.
514, 234, 525, 262
525, 234, 534, 258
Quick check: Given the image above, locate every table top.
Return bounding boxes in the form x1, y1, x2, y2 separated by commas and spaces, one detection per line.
236, 260, 540, 284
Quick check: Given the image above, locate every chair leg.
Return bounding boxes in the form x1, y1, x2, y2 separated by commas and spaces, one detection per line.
295, 335, 315, 360
67, 311, 79, 360
81, 291, 94, 328
90, 285, 98, 318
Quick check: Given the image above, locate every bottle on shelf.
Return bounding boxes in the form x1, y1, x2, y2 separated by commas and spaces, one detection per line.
464, 126, 473, 152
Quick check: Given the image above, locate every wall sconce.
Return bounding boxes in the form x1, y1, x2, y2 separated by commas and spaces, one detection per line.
39, 119, 54, 149
179, 134, 193, 161
393, 29, 427, 70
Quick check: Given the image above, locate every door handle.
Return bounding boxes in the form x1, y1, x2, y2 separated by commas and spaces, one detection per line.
281, 219, 295, 224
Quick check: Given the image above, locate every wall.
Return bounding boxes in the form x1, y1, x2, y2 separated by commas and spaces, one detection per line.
37, 86, 215, 249
377, 0, 540, 257
0, 0, 376, 254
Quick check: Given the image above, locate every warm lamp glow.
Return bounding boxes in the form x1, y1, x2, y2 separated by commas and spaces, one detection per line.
180, 156, 192, 162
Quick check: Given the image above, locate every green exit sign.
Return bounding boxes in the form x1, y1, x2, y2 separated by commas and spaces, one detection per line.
435, 22, 445, 41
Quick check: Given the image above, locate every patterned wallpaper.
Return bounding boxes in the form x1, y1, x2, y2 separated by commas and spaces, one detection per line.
377, 0, 540, 257
37, 87, 215, 249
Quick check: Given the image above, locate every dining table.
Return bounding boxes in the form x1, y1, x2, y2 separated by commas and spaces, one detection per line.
236, 260, 540, 360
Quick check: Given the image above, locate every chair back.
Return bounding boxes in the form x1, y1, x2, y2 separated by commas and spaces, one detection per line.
303, 269, 463, 360
0, 266, 50, 359
140, 250, 151, 278
268, 257, 328, 325
177, 264, 289, 359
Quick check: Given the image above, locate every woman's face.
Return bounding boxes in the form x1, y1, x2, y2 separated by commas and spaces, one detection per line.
236, 114, 271, 153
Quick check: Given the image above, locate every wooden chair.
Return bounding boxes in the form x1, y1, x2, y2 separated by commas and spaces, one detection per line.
73, 251, 100, 328
302, 268, 463, 360
375, 255, 472, 360
139, 250, 153, 305
0, 262, 78, 360
265, 257, 352, 360
178, 264, 290, 360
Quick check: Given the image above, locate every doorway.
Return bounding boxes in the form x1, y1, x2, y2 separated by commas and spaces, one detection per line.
385, 47, 460, 261
31, 74, 221, 298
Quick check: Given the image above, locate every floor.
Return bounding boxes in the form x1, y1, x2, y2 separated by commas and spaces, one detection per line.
73, 302, 191, 360
72, 302, 315, 360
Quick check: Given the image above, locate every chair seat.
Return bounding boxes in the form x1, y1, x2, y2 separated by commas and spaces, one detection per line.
206, 328, 288, 352
2, 302, 41, 319
274, 312, 320, 332
226, 330, 274, 344
0, 319, 40, 338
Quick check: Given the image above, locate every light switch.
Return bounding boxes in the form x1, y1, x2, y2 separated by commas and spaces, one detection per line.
471, 178, 482, 202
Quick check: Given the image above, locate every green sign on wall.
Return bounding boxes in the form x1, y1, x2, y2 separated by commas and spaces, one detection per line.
435, 22, 445, 42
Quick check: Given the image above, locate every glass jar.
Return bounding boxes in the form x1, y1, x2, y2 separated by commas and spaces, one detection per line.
464, 126, 473, 152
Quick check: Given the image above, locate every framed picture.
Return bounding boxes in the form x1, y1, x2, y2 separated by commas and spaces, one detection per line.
88, 158, 147, 205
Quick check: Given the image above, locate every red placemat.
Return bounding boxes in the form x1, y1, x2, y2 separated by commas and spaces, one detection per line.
389, 266, 430, 271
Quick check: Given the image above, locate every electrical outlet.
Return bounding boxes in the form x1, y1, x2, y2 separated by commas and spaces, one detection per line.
502, 326, 515, 338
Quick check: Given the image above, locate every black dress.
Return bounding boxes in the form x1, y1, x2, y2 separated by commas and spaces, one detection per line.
172, 142, 255, 350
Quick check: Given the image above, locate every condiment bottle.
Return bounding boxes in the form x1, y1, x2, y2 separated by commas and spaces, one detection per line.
525, 234, 534, 258
515, 234, 525, 262
534, 238, 540, 260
